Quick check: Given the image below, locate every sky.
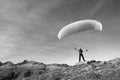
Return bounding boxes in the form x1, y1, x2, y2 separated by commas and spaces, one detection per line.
0, 0, 120, 65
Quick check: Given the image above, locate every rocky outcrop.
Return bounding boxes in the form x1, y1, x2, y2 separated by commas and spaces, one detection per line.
0, 58, 120, 80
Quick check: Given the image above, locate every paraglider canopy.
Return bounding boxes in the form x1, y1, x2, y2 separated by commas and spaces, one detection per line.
58, 19, 103, 40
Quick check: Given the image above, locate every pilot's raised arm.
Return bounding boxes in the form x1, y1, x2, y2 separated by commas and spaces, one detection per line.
85, 49, 88, 51
74, 47, 79, 51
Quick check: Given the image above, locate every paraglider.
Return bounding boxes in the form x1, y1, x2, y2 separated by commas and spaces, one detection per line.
58, 19, 103, 40
58, 19, 103, 62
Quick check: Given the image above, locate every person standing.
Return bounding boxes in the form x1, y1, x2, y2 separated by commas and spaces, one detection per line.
74, 47, 87, 62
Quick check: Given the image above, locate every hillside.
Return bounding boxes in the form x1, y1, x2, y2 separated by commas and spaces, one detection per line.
0, 58, 120, 80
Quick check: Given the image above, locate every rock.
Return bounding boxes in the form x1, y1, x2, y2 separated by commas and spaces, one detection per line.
75, 61, 88, 65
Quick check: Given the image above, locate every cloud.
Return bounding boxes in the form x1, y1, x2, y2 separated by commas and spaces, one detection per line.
90, 0, 106, 17
0, 26, 20, 57
0, 0, 63, 57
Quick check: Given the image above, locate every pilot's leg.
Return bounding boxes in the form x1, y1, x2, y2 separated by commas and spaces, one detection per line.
81, 53, 85, 61
79, 53, 81, 62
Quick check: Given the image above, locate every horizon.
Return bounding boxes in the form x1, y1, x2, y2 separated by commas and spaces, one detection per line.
0, 0, 120, 65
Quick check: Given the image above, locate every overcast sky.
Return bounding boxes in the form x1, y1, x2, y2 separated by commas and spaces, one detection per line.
0, 0, 120, 65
